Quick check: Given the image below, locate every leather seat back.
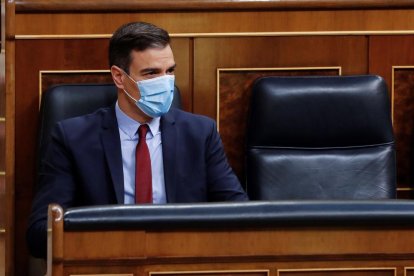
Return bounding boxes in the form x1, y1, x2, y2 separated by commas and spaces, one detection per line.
246, 75, 396, 200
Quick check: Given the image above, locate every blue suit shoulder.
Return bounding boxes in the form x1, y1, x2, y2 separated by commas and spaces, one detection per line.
165, 108, 217, 133
58, 106, 114, 128
55, 106, 116, 141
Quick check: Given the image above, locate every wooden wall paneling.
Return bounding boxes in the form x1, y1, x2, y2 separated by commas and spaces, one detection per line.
0, 175, 4, 276
0, 110, 3, 273
0, 10, 5, 275
52, 255, 414, 276
5, 0, 15, 274
0, 54, 4, 119
149, 271, 268, 276
64, 266, 141, 276
13, 10, 414, 36
0, 121, 4, 175
0, 46, 6, 126
61, 261, 407, 276
132, 261, 273, 276
14, 37, 191, 275
170, 38, 192, 112
63, 266, 268, 276
406, 267, 414, 276
40, 71, 113, 96
13, 0, 414, 12
392, 67, 414, 199
194, 36, 367, 118
67, 271, 135, 276
277, 268, 396, 276
144, 229, 414, 258
193, 35, 367, 184
369, 35, 414, 198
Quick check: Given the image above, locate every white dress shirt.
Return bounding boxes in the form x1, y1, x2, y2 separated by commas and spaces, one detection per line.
115, 102, 167, 204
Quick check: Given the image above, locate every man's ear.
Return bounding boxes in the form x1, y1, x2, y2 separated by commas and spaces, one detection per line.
111, 65, 125, 89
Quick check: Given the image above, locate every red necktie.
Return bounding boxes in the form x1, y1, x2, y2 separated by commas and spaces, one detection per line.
135, 124, 152, 203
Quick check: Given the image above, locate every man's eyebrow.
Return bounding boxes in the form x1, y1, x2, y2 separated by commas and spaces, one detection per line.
139, 64, 176, 74
140, 67, 160, 74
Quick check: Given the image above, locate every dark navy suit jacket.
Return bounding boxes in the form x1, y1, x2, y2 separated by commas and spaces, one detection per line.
27, 106, 248, 258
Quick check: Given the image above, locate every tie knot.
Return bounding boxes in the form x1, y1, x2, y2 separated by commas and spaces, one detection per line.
138, 124, 148, 140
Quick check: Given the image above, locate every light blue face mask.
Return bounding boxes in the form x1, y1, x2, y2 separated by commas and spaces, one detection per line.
123, 74, 175, 118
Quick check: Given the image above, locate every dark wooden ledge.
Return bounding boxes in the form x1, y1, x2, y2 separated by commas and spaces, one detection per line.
15, 0, 414, 13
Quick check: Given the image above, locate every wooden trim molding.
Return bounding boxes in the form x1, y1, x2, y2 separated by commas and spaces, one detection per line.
14, 30, 414, 40
277, 267, 397, 276
70, 273, 134, 276
405, 267, 414, 276
150, 270, 269, 275
398, 187, 414, 191
14, 0, 414, 13
70, 274, 133, 276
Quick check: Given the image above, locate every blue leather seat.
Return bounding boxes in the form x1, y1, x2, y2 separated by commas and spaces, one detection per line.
246, 75, 396, 200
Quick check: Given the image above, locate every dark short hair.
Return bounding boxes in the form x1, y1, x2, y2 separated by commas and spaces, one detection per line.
109, 22, 170, 73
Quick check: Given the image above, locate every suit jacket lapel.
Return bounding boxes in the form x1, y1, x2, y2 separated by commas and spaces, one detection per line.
161, 109, 177, 203
101, 105, 124, 204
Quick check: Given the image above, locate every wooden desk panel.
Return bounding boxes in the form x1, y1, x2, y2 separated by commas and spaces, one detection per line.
50, 223, 414, 276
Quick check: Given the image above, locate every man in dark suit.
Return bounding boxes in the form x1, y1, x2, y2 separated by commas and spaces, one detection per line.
27, 22, 248, 258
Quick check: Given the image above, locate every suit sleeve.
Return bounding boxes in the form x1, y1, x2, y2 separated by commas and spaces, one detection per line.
205, 120, 249, 201
26, 122, 78, 259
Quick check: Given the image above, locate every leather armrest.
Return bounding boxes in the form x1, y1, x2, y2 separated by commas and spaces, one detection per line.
63, 200, 414, 231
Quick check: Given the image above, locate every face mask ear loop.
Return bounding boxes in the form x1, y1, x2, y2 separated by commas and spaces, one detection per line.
122, 89, 138, 102
119, 68, 140, 102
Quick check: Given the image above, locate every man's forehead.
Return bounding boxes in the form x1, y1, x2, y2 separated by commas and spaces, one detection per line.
130, 46, 174, 68
131, 46, 173, 59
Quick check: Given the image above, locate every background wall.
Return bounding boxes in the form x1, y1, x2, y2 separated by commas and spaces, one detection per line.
0, 1, 5, 274
1, 1, 11, 275
3, 0, 414, 275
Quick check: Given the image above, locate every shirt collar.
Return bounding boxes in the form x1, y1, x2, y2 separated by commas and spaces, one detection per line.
115, 101, 160, 139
